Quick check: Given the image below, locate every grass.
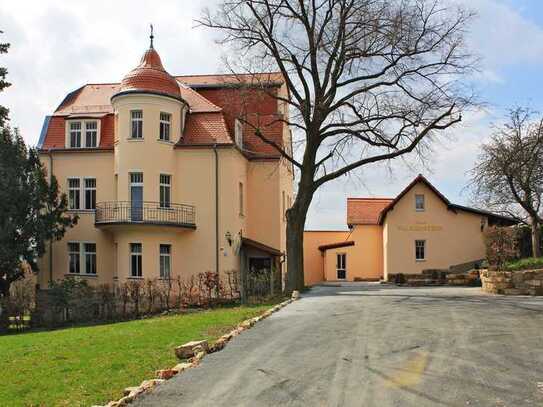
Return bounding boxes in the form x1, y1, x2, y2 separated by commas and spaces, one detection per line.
0, 301, 282, 407
504, 257, 543, 271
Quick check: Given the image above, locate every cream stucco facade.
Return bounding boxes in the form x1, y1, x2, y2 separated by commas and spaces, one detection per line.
303, 175, 515, 284
37, 45, 293, 289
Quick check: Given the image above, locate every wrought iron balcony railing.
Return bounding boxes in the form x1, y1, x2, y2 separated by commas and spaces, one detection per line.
95, 201, 196, 228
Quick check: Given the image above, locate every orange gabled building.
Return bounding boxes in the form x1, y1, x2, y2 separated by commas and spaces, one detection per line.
304, 175, 516, 284
37, 36, 293, 288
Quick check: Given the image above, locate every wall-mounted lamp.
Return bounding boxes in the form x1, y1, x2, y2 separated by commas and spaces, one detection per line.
225, 231, 233, 246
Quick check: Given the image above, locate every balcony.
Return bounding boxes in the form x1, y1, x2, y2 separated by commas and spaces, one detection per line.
95, 201, 196, 229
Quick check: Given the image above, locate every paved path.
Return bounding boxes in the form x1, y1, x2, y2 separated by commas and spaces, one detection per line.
133, 284, 543, 406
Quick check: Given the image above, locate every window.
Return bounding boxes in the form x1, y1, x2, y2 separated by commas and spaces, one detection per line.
68, 242, 80, 274
415, 194, 425, 211
68, 242, 96, 275
336, 253, 346, 280
239, 182, 244, 216
415, 240, 426, 261
159, 174, 171, 208
130, 172, 143, 184
69, 122, 82, 148
159, 244, 171, 279
234, 119, 243, 148
84, 243, 97, 275
84, 178, 96, 210
131, 110, 143, 139
85, 121, 98, 147
159, 112, 171, 141
68, 178, 81, 210
130, 243, 143, 277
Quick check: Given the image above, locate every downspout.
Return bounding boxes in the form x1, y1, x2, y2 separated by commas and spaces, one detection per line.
214, 143, 219, 279
48, 149, 54, 286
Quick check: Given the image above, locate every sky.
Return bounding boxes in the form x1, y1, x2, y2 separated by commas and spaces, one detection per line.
2, 0, 543, 230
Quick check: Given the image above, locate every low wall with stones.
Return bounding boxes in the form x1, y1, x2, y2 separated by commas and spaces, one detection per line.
480, 269, 543, 295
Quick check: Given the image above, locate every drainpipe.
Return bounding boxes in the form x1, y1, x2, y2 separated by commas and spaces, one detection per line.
213, 144, 219, 279
48, 149, 54, 286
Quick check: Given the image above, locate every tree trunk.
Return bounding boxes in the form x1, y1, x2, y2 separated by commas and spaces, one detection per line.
285, 191, 313, 294
531, 218, 541, 258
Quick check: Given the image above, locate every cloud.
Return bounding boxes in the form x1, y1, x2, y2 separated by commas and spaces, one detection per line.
1, 0, 221, 145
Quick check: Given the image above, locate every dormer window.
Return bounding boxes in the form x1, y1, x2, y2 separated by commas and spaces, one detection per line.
67, 120, 99, 148
159, 112, 171, 141
69, 122, 81, 148
85, 121, 97, 147
131, 110, 143, 139
415, 194, 425, 211
234, 118, 243, 149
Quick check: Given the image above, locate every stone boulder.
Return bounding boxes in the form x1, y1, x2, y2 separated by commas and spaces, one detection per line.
174, 340, 209, 359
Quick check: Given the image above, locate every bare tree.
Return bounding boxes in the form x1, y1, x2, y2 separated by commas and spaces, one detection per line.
199, 0, 477, 291
470, 107, 543, 258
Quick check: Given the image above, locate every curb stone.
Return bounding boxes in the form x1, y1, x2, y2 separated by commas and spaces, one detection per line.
94, 296, 296, 406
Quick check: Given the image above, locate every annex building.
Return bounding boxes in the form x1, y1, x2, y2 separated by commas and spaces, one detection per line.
304, 175, 516, 284
36, 36, 293, 288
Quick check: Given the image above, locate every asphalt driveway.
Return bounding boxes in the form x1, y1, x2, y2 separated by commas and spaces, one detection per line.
133, 284, 543, 407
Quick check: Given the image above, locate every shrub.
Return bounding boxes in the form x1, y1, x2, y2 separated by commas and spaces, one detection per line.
484, 226, 520, 269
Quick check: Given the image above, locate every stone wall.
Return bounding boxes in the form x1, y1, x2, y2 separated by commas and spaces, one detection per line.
480, 269, 543, 295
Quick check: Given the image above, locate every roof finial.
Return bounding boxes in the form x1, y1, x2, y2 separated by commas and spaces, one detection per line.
149, 24, 154, 49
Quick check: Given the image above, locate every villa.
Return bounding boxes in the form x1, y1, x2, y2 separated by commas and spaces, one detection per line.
36, 36, 294, 289
304, 175, 516, 284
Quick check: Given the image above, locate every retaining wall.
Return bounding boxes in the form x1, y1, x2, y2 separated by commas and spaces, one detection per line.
480, 269, 543, 295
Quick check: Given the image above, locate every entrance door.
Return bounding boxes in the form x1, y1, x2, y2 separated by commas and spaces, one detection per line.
130, 173, 143, 222
336, 253, 346, 280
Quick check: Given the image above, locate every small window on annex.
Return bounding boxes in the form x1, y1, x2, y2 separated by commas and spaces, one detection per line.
415, 240, 426, 261
415, 194, 425, 211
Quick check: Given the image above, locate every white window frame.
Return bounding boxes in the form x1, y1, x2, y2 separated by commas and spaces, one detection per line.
130, 110, 143, 139
68, 242, 81, 274
159, 244, 171, 279
83, 177, 96, 210
68, 121, 81, 148
130, 242, 143, 278
67, 241, 97, 275
83, 242, 97, 275
67, 178, 81, 210
159, 112, 171, 142
159, 174, 171, 208
68, 177, 96, 211
415, 194, 425, 212
234, 118, 243, 148
415, 240, 426, 261
65, 119, 101, 148
336, 253, 347, 280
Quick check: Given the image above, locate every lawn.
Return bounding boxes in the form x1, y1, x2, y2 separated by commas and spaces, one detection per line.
0, 302, 280, 407
504, 257, 543, 271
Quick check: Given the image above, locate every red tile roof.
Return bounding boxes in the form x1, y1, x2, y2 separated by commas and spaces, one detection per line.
40, 114, 114, 150
178, 112, 231, 146
347, 198, 393, 226
176, 72, 284, 87
346, 174, 518, 227
117, 48, 181, 99
40, 67, 286, 155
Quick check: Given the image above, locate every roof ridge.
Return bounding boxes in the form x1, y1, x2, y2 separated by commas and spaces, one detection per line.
347, 197, 393, 201
175, 71, 282, 78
